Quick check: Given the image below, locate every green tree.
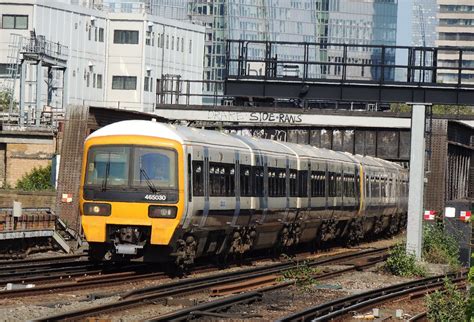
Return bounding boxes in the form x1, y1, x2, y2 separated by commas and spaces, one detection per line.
16, 164, 54, 191
0, 90, 13, 112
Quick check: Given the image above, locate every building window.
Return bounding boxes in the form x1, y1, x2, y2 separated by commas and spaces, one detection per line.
146, 31, 152, 46
94, 27, 98, 41
166, 35, 169, 49
113, 30, 139, 44
189, 39, 192, 54
181, 38, 184, 52
98, 28, 104, 42
93, 73, 96, 88
171, 36, 174, 50
97, 74, 103, 89
86, 73, 90, 87
112, 76, 137, 90
88, 26, 92, 41
2, 15, 28, 29
157, 34, 161, 48
176, 37, 180, 51
144, 76, 150, 91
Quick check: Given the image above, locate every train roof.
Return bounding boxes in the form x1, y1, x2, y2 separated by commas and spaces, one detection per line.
87, 120, 403, 169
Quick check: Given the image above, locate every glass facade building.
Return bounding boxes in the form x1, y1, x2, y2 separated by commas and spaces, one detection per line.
412, 0, 438, 47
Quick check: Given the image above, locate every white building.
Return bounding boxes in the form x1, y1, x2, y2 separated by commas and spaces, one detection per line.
0, 0, 205, 120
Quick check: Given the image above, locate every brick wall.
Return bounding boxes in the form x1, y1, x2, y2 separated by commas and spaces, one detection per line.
5, 142, 55, 187
0, 190, 56, 208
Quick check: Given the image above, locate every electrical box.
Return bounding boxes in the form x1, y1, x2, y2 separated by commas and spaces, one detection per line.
444, 199, 472, 267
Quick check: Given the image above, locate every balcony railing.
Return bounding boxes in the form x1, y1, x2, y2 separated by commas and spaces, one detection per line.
22, 36, 68, 61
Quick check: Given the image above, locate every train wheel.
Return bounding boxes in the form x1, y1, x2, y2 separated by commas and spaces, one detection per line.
346, 218, 364, 246
88, 243, 108, 262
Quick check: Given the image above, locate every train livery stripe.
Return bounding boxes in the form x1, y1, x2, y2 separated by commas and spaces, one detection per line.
232, 150, 241, 226
359, 164, 365, 215
200, 147, 210, 227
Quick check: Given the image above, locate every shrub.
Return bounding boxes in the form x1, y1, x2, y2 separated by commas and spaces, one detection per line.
281, 261, 319, 289
423, 222, 460, 268
426, 277, 468, 322
468, 255, 474, 321
16, 164, 54, 191
385, 243, 426, 277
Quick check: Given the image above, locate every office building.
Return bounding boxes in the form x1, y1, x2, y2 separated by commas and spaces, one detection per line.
0, 0, 204, 122
436, 0, 474, 84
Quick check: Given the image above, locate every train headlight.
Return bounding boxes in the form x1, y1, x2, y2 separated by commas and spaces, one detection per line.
148, 206, 177, 219
83, 203, 111, 216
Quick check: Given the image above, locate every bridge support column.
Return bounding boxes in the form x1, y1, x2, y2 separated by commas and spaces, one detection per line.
406, 103, 428, 259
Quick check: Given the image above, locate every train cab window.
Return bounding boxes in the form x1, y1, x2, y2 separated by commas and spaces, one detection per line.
240, 165, 251, 196
192, 161, 204, 196
298, 171, 308, 197
132, 147, 178, 189
289, 169, 298, 197
253, 166, 264, 197
86, 146, 130, 186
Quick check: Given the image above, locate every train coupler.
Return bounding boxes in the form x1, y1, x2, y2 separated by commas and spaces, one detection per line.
115, 244, 143, 255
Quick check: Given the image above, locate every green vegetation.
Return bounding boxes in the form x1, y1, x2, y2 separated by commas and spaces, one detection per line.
0, 90, 15, 112
390, 103, 474, 115
15, 164, 54, 191
468, 254, 474, 321
384, 243, 426, 277
426, 278, 468, 322
281, 261, 320, 289
422, 222, 460, 268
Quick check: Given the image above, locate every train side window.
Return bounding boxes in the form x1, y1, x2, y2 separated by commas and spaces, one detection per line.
192, 160, 204, 196
253, 166, 264, 197
240, 165, 251, 196
268, 168, 276, 197
279, 169, 286, 197
225, 165, 235, 196
289, 169, 298, 197
298, 171, 308, 197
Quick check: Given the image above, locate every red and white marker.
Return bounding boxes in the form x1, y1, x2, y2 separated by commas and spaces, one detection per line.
460, 210, 471, 222
61, 193, 73, 203
423, 210, 436, 220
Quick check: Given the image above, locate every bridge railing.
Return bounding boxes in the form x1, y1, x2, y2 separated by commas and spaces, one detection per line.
225, 40, 474, 87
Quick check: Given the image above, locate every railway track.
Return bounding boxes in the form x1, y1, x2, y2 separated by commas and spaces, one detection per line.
278, 271, 467, 321
38, 247, 389, 321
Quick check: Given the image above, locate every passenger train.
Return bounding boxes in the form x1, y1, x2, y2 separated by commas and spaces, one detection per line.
80, 120, 409, 265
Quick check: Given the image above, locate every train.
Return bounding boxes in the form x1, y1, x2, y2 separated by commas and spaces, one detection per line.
80, 120, 409, 266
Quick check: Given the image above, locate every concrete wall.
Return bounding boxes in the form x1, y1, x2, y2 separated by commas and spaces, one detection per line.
0, 190, 56, 209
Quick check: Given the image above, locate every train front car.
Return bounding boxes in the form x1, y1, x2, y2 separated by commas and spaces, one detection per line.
80, 121, 184, 262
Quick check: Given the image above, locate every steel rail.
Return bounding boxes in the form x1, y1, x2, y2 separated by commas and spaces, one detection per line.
278, 272, 467, 322
145, 252, 389, 321
0, 269, 166, 299
0, 253, 85, 267
38, 247, 388, 321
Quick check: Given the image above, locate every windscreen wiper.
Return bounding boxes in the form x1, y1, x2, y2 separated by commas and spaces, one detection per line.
101, 153, 111, 192
140, 168, 159, 193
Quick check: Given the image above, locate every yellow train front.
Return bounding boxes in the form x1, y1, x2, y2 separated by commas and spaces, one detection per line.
80, 122, 185, 262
